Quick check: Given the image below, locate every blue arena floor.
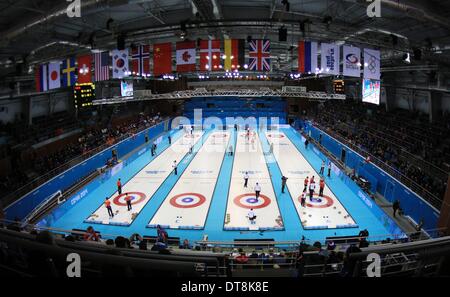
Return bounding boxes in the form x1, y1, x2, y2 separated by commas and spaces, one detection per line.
42, 126, 406, 243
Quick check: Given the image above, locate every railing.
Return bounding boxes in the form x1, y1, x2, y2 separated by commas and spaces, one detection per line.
1, 118, 167, 209
308, 121, 444, 210
92, 89, 346, 105
0, 227, 228, 277
1, 222, 449, 277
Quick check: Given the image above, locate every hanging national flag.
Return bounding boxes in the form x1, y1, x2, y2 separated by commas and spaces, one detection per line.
62, 57, 76, 87
248, 39, 270, 71
77, 55, 92, 83
131, 45, 150, 76
320, 43, 340, 75
112, 49, 129, 79
199, 40, 221, 71
176, 41, 196, 72
224, 39, 245, 71
48, 62, 61, 90
35, 64, 48, 92
298, 41, 318, 74
94, 51, 110, 82
342, 46, 361, 77
153, 42, 172, 76
363, 48, 380, 80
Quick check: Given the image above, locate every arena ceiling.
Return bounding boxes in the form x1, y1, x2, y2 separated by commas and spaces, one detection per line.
0, 0, 449, 74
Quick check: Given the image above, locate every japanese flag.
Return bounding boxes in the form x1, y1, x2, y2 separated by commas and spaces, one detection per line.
48, 62, 61, 90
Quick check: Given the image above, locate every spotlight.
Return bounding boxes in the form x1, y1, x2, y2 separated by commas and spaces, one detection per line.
403, 53, 411, 63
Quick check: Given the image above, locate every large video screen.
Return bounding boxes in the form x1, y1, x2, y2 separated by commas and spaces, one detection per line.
362, 79, 380, 105
121, 80, 134, 97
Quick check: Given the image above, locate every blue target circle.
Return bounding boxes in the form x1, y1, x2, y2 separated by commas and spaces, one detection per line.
182, 197, 194, 203
246, 198, 259, 204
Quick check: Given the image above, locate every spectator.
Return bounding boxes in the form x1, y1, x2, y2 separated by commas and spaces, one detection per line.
64, 235, 76, 242
235, 249, 249, 266
83, 226, 100, 242
129, 233, 143, 246
156, 225, 168, 244
393, 200, 400, 217
114, 236, 127, 248
139, 240, 148, 250
181, 239, 191, 249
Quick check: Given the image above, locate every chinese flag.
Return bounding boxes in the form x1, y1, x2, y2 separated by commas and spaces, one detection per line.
77, 55, 92, 83
153, 43, 172, 76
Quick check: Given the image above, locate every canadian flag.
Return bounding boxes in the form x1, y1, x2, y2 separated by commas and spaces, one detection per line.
48, 62, 61, 90
176, 41, 196, 72
199, 40, 221, 71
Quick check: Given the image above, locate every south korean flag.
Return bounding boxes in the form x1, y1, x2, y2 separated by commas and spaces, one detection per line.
112, 49, 130, 79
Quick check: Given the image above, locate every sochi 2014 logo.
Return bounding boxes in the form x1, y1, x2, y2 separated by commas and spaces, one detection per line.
67, 0, 81, 18
366, 0, 381, 18
345, 53, 360, 70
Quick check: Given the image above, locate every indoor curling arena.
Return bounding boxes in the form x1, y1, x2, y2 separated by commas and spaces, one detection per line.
1, 0, 450, 286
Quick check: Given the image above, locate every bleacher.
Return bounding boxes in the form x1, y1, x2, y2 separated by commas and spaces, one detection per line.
1, 225, 449, 277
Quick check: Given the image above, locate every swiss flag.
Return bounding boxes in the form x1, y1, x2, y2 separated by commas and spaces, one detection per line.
77, 55, 92, 83
153, 42, 172, 76
199, 40, 221, 71
176, 41, 196, 72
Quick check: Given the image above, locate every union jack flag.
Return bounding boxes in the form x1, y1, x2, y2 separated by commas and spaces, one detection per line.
248, 39, 270, 71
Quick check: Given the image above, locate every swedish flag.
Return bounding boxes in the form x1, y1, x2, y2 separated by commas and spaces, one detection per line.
62, 57, 76, 87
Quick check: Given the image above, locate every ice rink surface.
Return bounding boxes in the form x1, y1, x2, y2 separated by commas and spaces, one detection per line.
85, 131, 203, 226
265, 131, 357, 229
224, 131, 284, 231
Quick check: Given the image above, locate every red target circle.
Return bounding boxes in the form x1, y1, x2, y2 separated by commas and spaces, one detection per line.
170, 193, 206, 208
113, 192, 146, 206
298, 194, 334, 208
234, 193, 271, 209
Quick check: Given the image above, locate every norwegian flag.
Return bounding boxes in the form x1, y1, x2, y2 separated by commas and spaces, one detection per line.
248, 39, 270, 71
131, 45, 150, 76
199, 40, 221, 71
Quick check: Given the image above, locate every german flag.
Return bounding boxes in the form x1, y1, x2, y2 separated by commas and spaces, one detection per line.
224, 39, 245, 71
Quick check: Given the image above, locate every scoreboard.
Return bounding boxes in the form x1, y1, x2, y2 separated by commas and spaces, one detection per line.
73, 83, 95, 108
333, 79, 345, 94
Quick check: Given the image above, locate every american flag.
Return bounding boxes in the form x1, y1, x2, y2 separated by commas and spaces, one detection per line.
248, 39, 270, 71
94, 51, 110, 81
